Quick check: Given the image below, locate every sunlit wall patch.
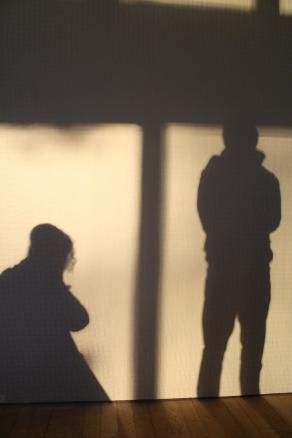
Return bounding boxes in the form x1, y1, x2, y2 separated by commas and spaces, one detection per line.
280, 0, 292, 15
120, 0, 256, 11
0, 123, 143, 401
158, 123, 292, 398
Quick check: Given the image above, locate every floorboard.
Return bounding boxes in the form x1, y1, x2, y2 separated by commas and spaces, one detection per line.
0, 395, 291, 438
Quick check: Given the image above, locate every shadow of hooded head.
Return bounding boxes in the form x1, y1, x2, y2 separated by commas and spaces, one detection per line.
223, 117, 259, 154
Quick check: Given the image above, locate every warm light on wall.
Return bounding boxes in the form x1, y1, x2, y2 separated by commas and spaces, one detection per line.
280, 0, 292, 15
0, 123, 142, 401
158, 124, 292, 398
1, 123, 292, 401
121, 0, 255, 10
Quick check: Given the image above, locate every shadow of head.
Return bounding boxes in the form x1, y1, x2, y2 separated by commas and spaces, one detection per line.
223, 116, 259, 154
28, 223, 75, 273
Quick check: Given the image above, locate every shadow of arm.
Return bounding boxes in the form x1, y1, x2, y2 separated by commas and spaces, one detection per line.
63, 287, 90, 332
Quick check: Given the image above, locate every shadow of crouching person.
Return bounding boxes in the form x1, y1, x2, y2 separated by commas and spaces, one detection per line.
0, 224, 109, 402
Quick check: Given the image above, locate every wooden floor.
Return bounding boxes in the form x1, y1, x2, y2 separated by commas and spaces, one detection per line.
1, 395, 292, 437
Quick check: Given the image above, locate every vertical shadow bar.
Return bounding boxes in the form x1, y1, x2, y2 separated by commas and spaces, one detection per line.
256, 0, 279, 15
134, 122, 163, 400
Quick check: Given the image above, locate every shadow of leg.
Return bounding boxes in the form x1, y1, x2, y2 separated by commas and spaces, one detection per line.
197, 267, 236, 397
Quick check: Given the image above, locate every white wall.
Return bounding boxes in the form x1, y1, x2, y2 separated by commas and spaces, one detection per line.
0, 123, 291, 401
0, 124, 142, 401
158, 124, 292, 397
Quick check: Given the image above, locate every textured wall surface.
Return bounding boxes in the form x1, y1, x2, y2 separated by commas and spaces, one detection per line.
1, 0, 292, 401
0, 124, 291, 401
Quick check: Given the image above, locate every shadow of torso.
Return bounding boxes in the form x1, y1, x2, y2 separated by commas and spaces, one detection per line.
200, 149, 280, 264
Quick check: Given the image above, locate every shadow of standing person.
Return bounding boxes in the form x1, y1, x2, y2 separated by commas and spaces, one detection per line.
0, 224, 109, 402
197, 119, 281, 397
